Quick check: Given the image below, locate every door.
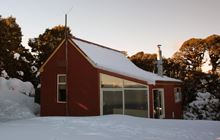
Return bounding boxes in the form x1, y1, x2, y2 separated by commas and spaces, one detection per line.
153, 89, 165, 119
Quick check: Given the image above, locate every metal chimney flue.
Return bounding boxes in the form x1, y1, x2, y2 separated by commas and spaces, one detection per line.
157, 45, 163, 76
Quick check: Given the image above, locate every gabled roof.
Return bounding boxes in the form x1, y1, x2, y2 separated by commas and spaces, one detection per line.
40, 37, 181, 85
72, 37, 181, 85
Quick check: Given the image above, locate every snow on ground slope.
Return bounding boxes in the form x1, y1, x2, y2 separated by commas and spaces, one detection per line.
0, 115, 219, 140
0, 77, 39, 122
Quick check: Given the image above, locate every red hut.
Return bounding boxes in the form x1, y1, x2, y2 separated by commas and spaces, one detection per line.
39, 37, 182, 119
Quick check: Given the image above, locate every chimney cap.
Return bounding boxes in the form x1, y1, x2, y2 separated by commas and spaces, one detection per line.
157, 44, 162, 48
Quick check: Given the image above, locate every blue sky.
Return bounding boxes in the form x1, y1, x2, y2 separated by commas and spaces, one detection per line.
1, 0, 220, 57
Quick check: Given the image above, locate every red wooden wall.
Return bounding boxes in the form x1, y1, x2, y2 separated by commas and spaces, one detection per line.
40, 42, 67, 116
67, 41, 100, 116
41, 41, 100, 116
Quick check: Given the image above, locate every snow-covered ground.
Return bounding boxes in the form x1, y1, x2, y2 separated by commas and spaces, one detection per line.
0, 77, 219, 140
0, 115, 220, 140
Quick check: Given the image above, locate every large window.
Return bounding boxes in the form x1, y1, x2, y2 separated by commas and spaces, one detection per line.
100, 73, 148, 117
57, 74, 66, 103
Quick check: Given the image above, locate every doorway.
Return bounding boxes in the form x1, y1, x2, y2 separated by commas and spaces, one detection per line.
153, 89, 165, 119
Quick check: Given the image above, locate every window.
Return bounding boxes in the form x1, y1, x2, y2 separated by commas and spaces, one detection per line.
124, 80, 147, 88
57, 74, 66, 103
101, 74, 123, 88
174, 87, 182, 103
124, 90, 148, 117
103, 90, 123, 115
100, 73, 149, 117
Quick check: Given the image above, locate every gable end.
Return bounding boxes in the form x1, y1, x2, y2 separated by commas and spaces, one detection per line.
39, 39, 66, 72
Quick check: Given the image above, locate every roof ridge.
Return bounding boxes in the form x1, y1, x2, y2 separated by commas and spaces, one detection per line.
72, 36, 123, 54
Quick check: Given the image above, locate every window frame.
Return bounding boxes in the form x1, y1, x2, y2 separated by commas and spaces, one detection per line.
99, 73, 149, 117
57, 74, 67, 103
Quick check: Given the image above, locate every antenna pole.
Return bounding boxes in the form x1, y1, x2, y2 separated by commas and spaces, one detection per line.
65, 14, 67, 40
65, 13, 69, 116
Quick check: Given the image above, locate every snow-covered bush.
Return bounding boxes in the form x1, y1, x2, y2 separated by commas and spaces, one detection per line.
184, 92, 220, 120
1, 70, 9, 78
7, 78, 35, 96
0, 77, 39, 122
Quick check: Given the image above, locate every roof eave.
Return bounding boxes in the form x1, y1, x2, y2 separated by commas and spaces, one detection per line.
155, 80, 182, 85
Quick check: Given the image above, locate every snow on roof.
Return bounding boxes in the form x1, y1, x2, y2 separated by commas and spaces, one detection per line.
72, 38, 181, 85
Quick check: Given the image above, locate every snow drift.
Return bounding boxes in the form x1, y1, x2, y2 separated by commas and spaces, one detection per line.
0, 77, 39, 122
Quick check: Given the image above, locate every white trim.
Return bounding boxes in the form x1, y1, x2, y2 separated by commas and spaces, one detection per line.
101, 88, 123, 91
99, 73, 102, 115
147, 85, 150, 118
100, 88, 103, 115
57, 74, 67, 103
152, 88, 165, 119
124, 88, 149, 90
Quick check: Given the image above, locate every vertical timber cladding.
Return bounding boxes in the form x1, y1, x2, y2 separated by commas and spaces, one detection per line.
148, 85, 154, 118
67, 41, 100, 116
40, 42, 67, 116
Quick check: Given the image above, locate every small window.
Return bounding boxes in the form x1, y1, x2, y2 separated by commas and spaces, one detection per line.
57, 74, 66, 103
174, 87, 182, 103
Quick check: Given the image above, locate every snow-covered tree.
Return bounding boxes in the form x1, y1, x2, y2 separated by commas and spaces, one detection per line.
184, 92, 220, 120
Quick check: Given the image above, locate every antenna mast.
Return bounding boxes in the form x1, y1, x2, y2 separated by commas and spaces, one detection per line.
63, 6, 73, 116
65, 13, 69, 116
65, 14, 67, 40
